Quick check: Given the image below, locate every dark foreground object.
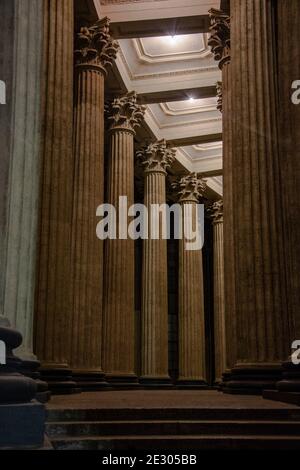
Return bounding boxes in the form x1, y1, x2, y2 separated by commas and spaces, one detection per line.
0, 324, 46, 449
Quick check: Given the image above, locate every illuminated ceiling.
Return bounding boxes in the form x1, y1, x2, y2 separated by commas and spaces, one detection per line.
116, 33, 220, 94
92, 0, 223, 196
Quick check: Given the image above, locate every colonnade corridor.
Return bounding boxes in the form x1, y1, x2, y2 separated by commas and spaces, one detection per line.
0, 0, 300, 453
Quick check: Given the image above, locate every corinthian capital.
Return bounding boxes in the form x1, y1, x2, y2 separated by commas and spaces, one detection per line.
174, 173, 207, 203
137, 139, 176, 174
75, 17, 119, 71
208, 199, 223, 223
107, 92, 146, 133
208, 8, 230, 69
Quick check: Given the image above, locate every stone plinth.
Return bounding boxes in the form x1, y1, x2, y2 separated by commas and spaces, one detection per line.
0, 325, 45, 449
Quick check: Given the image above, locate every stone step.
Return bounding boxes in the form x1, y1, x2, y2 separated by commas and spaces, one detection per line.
50, 434, 300, 451
46, 419, 300, 438
47, 407, 300, 423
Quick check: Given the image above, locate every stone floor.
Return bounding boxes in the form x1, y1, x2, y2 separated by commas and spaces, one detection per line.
48, 390, 299, 411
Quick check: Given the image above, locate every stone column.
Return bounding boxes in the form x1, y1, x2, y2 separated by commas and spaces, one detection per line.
176, 174, 207, 388
225, 0, 291, 394
102, 92, 145, 387
210, 200, 226, 384
209, 9, 236, 380
34, 0, 76, 393
69, 18, 119, 390
0, 0, 15, 323
4, 0, 43, 362
2, 0, 49, 401
138, 140, 176, 386
0, 1, 45, 448
264, 0, 300, 404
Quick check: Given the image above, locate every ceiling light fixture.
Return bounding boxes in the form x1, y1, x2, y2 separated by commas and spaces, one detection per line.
168, 35, 177, 43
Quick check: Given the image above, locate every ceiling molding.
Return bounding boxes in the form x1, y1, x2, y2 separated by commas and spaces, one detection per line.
133, 35, 211, 63
167, 133, 223, 147
176, 147, 222, 173
206, 176, 223, 196
145, 101, 221, 132
160, 100, 216, 115
137, 86, 216, 104
179, 145, 222, 162
117, 46, 217, 81
94, 0, 220, 26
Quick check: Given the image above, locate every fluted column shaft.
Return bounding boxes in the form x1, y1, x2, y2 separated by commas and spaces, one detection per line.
102, 93, 144, 386
4, 0, 43, 360
34, 0, 75, 390
276, 0, 300, 342
0, 0, 15, 322
211, 202, 226, 384
139, 140, 175, 385
70, 67, 105, 384
178, 200, 206, 386
69, 19, 119, 389
175, 174, 207, 386
222, 57, 236, 372
141, 170, 169, 383
227, 0, 291, 393
209, 9, 236, 374
267, 1, 300, 399
103, 129, 136, 383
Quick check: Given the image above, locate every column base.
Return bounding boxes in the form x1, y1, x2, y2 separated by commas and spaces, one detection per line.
263, 361, 300, 406
0, 325, 46, 448
72, 369, 109, 391
223, 364, 282, 395
218, 369, 233, 391
105, 373, 140, 389
20, 359, 51, 403
0, 401, 45, 449
39, 364, 79, 395
212, 379, 223, 390
176, 378, 208, 390
139, 375, 174, 389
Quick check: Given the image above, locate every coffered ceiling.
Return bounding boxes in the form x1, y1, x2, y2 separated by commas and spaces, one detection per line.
144, 97, 221, 142
93, 0, 219, 37
116, 33, 220, 94
88, 0, 223, 196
